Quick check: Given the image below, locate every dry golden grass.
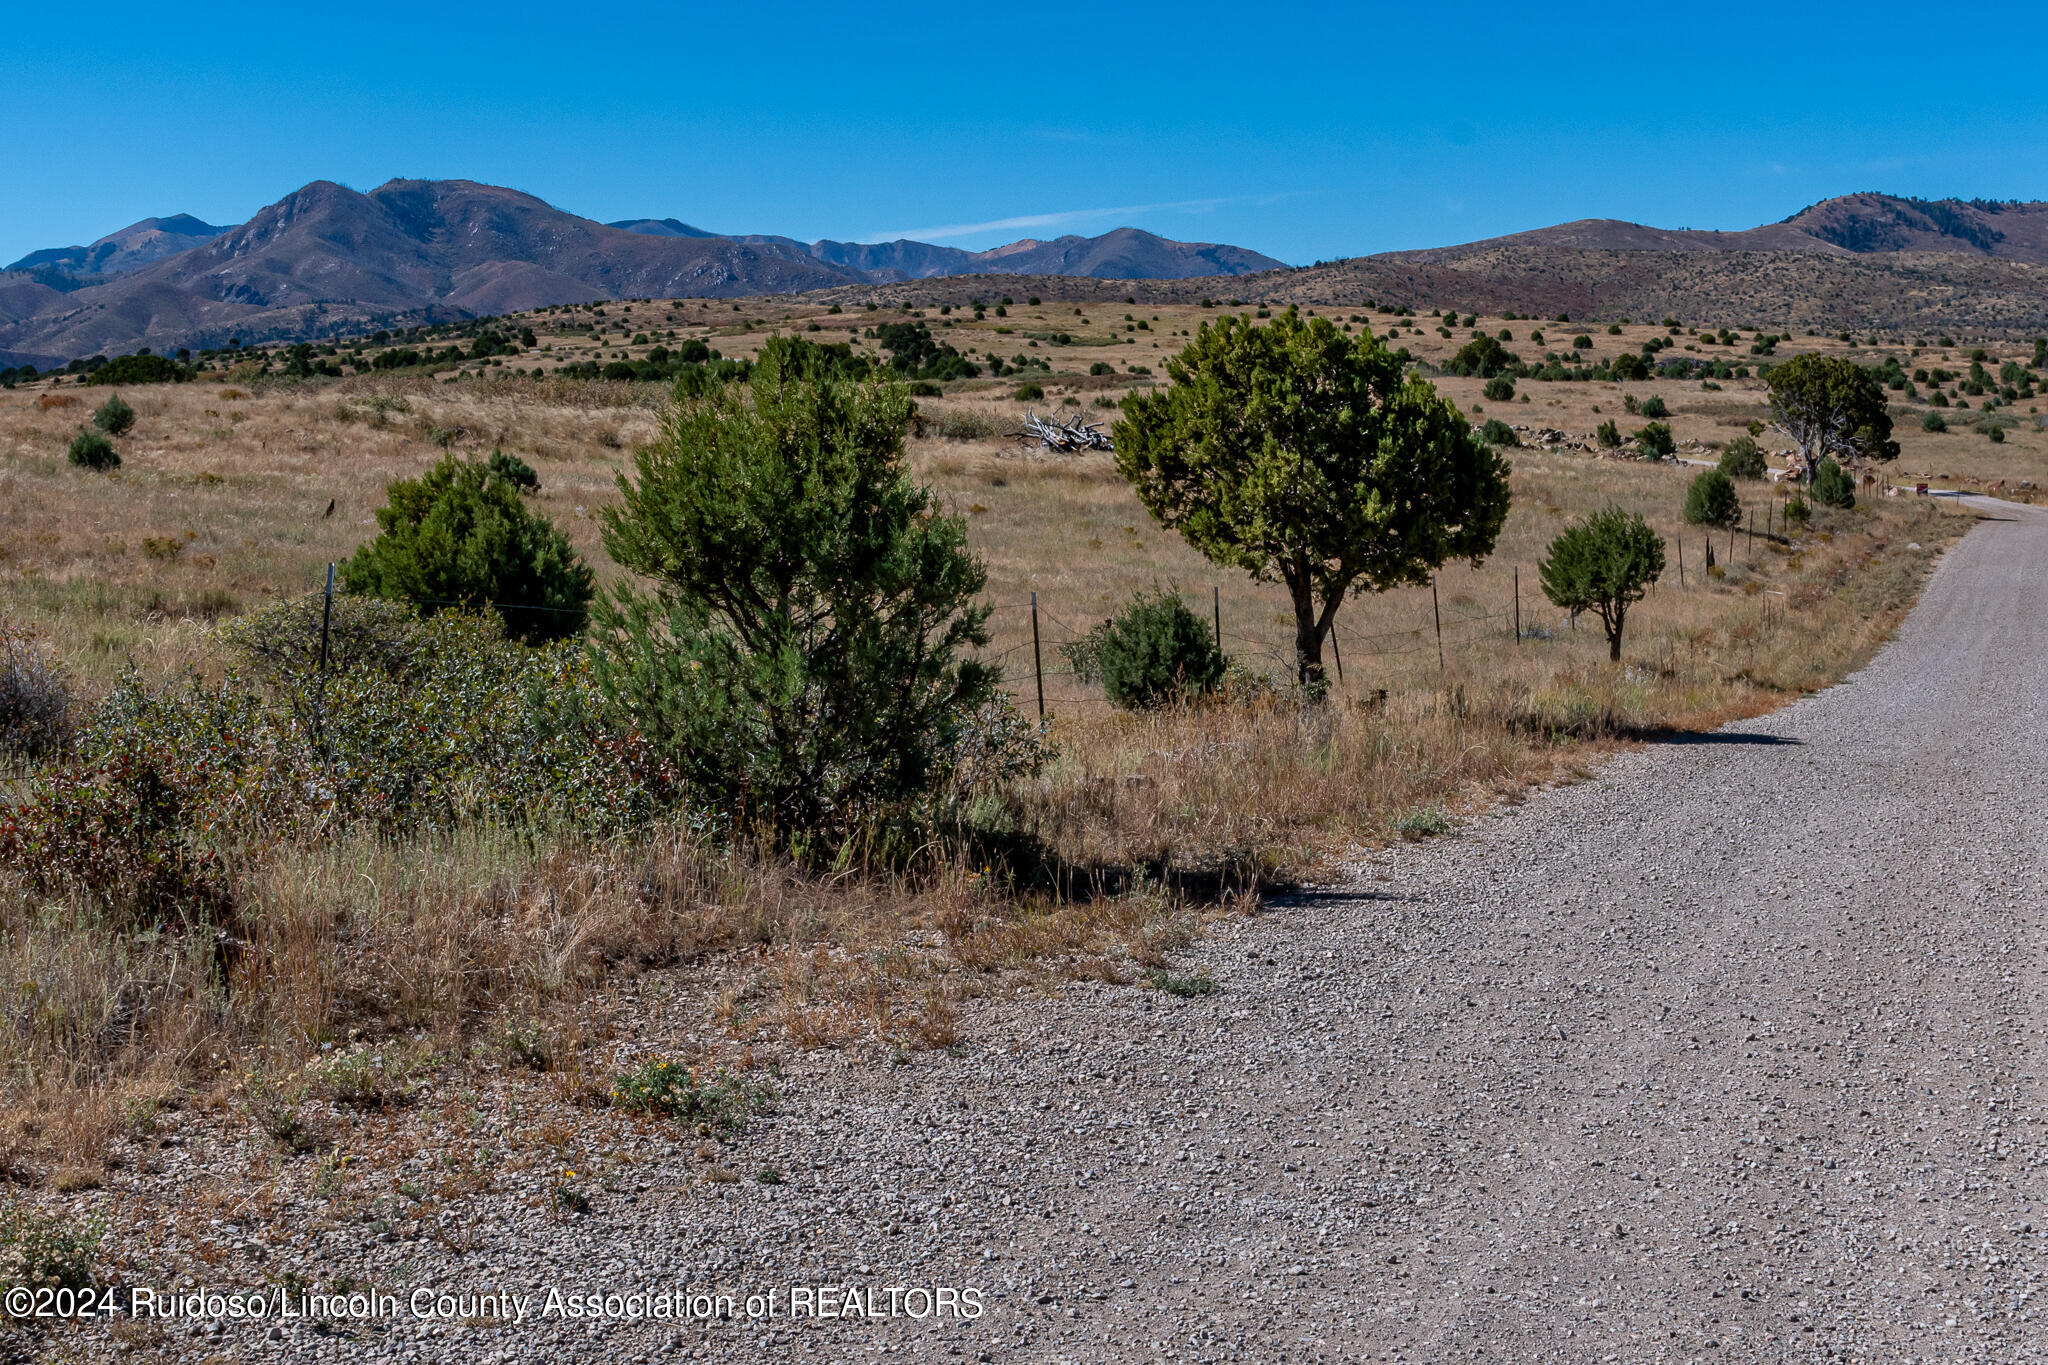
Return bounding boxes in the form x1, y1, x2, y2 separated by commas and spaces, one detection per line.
0, 314, 1980, 1190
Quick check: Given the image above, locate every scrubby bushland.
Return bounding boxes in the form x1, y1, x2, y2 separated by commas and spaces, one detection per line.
0, 602, 671, 929
1684, 468, 1742, 527
1116, 308, 1510, 687
1718, 435, 1767, 479
1480, 418, 1519, 447
593, 336, 1004, 854
1539, 505, 1666, 662
1063, 590, 1226, 710
340, 453, 594, 644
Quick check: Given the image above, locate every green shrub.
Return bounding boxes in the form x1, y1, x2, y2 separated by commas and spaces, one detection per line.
1013, 382, 1045, 401
1683, 468, 1742, 527
1447, 335, 1519, 377
1595, 419, 1622, 448
1783, 492, 1811, 525
1482, 375, 1515, 402
92, 393, 136, 436
485, 448, 539, 493
1983, 422, 2007, 444
1143, 968, 1217, 997
1393, 805, 1454, 839
1811, 457, 1856, 508
341, 454, 593, 644
1717, 435, 1766, 479
1479, 418, 1519, 447
609, 1060, 770, 1132
1, 1199, 104, 1294
67, 429, 119, 470
593, 336, 997, 852
1638, 394, 1669, 418
1634, 421, 1675, 460
81, 353, 189, 386
1921, 411, 1947, 432
1089, 361, 1115, 376
1088, 590, 1227, 710
1610, 354, 1649, 382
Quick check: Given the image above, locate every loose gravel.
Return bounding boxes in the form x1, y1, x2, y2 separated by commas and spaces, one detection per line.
77, 499, 2048, 1363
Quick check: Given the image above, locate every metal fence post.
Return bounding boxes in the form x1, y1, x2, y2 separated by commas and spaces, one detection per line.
1030, 591, 1044, 721
1514, 566, 1521, 644
1431, 575, 1444, 672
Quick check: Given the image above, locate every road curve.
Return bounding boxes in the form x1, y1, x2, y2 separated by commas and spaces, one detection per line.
317, 502, 2048, 1365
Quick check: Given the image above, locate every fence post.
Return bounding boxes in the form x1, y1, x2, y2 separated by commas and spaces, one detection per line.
1676, 532, 1686, 588
1030, 591, 1044, 721
315, 562, 335, 754
1330, 627, 1344, 683
1212, 584, 1221, 653
1748, 509, 1755, 555
1431, 575, 1444, 673
1514, 566, 1521, 645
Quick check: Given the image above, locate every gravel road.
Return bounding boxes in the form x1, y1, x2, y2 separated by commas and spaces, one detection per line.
112, 501, 2047, 1364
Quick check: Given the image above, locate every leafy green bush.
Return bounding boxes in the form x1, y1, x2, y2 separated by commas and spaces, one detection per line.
1610, 354, 1649, 382
485, 448, 539, 493
1638, 394, 1669, 418
1, 1199, 104, 1294
1921, 411, 1947, 432
1811, 457, 1856, 508
341, 454, 593, 644
1595, 419, 1622, 449
1479, 418, 1519, 447
1087, 590, 1227, 710
1634, 421, 1675, 460
81, 353, 189, 386
67, 429, 118, 470
1717, 435, 1766, 479
1482, 375, 1515, 402
1447, 335, 1519, 378
593, 336, 996, 852
1783, 492, 1811, 525
1013, 382, 1045, 401
1393, 805, 1453, 839
1089, 361, 1115, 376
92, 393, 135, 436
1683, 468, 1742, 527
609, 1060, 770, 1132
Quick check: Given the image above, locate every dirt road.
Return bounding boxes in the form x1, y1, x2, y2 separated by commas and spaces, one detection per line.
634, 497, 2045, 1365
128, 502, 2043, 1364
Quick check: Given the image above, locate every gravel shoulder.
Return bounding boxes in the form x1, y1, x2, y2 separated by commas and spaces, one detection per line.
58, 499, 2048, 1364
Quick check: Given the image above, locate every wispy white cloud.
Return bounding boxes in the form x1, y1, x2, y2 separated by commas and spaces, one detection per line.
871, 196, 1236, 243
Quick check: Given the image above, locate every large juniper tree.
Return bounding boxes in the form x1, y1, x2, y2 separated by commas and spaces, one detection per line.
1114, 310, 1511, 687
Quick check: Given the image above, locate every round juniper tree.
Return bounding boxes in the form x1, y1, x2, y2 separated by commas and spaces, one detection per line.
1717, 435, 1766, 479
1684, 468, 1742, 527
92, 393, 136, 436
1811, 456, 1856, 509
1114, 310, 1510, 687
1539, 506, 1666, 663
340, 454, 593, 644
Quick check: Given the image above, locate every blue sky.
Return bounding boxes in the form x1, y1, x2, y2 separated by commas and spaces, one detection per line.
6, 2, 2046, 268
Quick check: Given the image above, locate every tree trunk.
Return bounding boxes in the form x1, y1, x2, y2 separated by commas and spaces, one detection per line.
1289, 578, 1324, 687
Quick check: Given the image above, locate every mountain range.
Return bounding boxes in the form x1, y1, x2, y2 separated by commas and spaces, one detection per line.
0, 179, 1281, 366
6, 188, 2048, 368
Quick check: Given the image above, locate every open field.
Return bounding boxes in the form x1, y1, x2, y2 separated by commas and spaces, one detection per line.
0, 296, 2003, 1359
